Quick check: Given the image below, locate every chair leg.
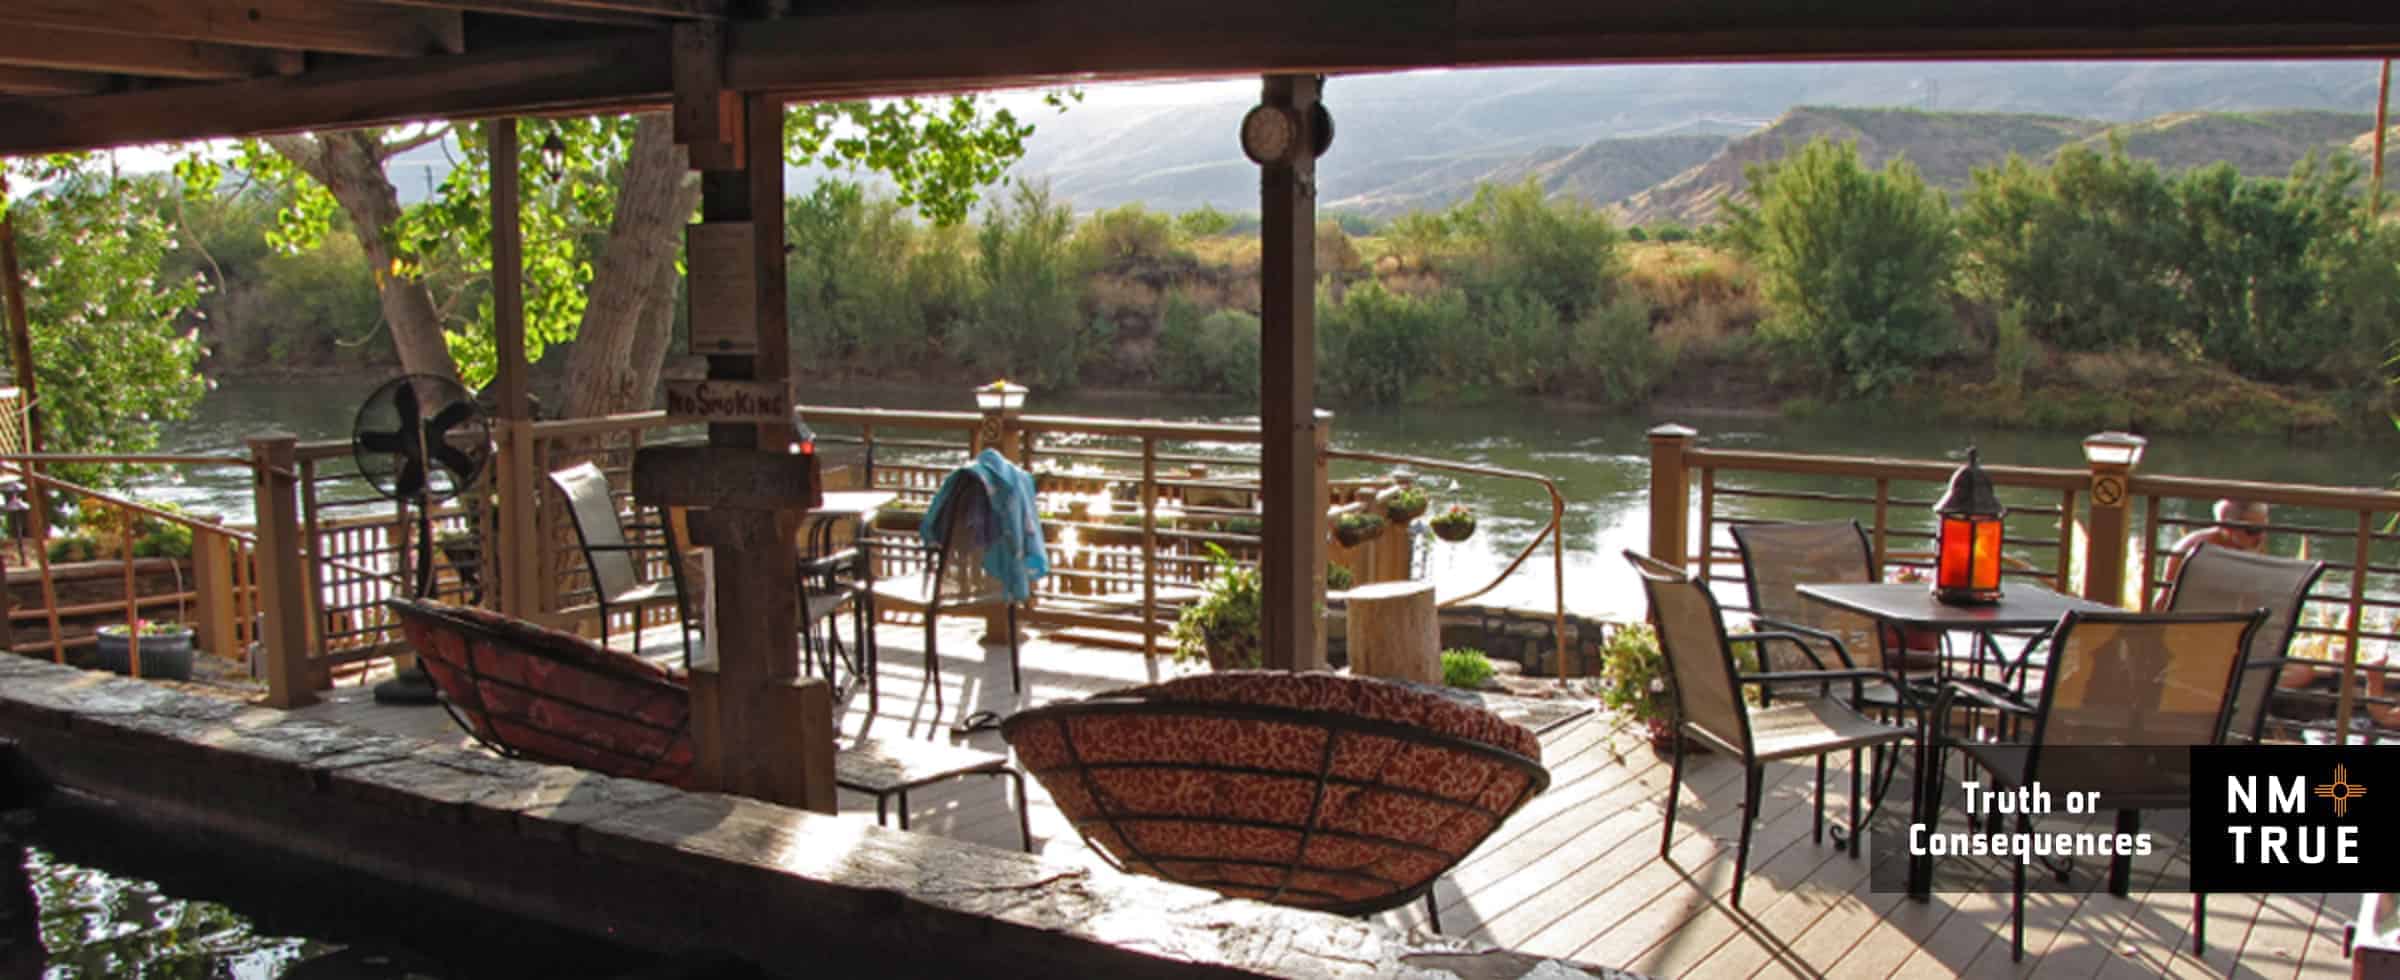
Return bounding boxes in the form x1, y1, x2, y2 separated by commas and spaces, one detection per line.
1848, 747, 1863, 859
1424, 890, 1443, 933
898, 789, 910, 832
924, 609, 943, 718
1661, 729, 1687, 858
859, 598, 880, 721
2012, 812, 2029, 962
1814, 754, 1827, 846
1010, 769, 1034, 853
2193, 892, 2206, 953
1733, 764, 1763, 908
1008, 603, 1023, 693
2110, 810, 2138, 897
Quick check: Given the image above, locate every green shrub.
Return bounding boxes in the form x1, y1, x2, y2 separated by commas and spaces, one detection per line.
1567, 294, 1659, 406
1075, 203, 1187, 265
1449, 178, 1626, 322
1154, 294, 1261, 397
1723, 138, 1956, 394
1442, 648, 1497, 689
1174, 205, 1238, 239
952, 181, 1100, 386
786, 181, 948, 367
47, 534, 102, 564
1325, 562, 1354, 591
1958, 145, 2183, 354
1317, 281, 1464, 405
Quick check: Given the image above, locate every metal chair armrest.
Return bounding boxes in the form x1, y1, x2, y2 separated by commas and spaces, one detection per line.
1726, 630, 1836, 672
1749, 617, 1860, 669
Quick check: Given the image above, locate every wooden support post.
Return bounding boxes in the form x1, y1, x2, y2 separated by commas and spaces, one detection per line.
489, 118, 540, 618
2374, 59, 2391, 220
1257, 73, 1325, 673
0, 173, 45, 539
1647, 424, 1697, 569
676, 89, 828, 809
191, 517, 241, 661
247, 432, 314, 708
2080, 433, 2137, 608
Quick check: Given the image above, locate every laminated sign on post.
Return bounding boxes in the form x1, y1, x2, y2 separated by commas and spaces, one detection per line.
686, 222, 757, 355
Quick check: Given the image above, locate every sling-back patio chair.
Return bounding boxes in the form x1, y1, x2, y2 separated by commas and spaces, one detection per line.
548, 461, 693, 663
1626, 549, 1913, 908
1001, 671, 1548, 932
1922, 608, 2264, 962
1728, 519, 1933, 717
386, 597, 1032, 851
2162, 543, 2327, 744
869, 471, 1024, 718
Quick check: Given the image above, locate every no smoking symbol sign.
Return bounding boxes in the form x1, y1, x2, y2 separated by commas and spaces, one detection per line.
2092, 475, 2126, 506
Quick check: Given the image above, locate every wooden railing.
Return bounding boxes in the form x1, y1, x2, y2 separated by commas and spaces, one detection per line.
0, 453, 262, 685
1647, 424, 2400, 744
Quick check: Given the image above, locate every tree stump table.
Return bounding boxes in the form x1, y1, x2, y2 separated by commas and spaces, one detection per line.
1345, 580, 1440, 684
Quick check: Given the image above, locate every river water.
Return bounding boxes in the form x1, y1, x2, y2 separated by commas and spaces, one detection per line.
147, 377, 2399, 621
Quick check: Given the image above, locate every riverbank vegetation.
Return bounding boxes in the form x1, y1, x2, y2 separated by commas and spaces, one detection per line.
17, 134, 2400, 441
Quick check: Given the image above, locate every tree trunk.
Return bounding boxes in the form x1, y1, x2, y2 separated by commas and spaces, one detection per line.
264, 132, 458, 384
562, 113, 699, 419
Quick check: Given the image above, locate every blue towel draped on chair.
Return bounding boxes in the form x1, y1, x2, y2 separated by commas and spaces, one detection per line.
919, 449, 1049, 602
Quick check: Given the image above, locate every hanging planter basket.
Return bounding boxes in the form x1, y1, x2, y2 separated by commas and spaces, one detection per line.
1430, 508, 1476, 542
1332, 512, 1387, 547
1376, 484, 1429, 525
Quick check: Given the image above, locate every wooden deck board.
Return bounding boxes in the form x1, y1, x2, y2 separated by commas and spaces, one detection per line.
288, 619, 2355, 979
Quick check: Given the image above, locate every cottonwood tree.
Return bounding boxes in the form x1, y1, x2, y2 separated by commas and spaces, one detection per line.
187, 97, 1062, 419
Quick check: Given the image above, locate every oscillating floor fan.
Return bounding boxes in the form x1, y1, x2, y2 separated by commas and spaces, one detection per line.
351, 374, 493, 705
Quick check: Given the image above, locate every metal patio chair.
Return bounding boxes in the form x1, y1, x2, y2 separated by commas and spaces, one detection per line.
1001, 671, 1548, 931
1922, 608, 2265, 961
2162, 543, 2327, 744
1627, 549, 1913, 908
386, 596, 1032, 852
868, 471, 1025, 718
1729, 519, 1934, 715
547, 461, 693, 663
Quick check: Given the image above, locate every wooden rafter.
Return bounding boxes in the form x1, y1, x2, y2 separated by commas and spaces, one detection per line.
0, 65, 109, 97
0, 25, 302, 80
375, 0, 721, 20
0, 0, 465, 59
0, 33, 669, 155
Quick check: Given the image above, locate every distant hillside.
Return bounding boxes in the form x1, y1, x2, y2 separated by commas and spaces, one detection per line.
999, 61, 2385, 214
1614, 106, 2387, 227
1324, 133, 1728, 217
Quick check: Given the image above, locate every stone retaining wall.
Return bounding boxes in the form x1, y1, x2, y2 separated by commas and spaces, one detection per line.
0, 656, 1639, 980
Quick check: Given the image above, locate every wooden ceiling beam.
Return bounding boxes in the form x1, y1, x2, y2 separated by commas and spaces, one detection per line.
0, 66, 112, 97
0, 25, 301, 80
371, 0, 684, 28
724, 0, 2400, 99
0, 1, 465, 59
0, 32, 670, 155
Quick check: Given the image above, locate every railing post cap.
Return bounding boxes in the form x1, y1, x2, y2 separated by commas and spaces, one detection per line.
1648, 423, 1697, 440
244, 429, 298, 448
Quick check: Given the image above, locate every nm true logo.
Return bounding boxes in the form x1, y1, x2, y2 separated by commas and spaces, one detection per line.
2192, 746, 2392, 893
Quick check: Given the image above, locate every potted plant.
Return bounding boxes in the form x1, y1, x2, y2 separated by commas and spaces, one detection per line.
1170, 544, 1262, 671
1598, 623, 1681, 751
95, 619, 196, 681
1376, 483, 1429, 524
1325, 561, 1355, 592
1430, 504, 1477, 542
1332, 510, 1387, 547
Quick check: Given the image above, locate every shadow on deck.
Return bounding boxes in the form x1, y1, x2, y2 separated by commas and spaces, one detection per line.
293, 620, 2352, 980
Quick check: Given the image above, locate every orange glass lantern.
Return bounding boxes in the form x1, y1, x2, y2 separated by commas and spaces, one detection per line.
1932, 448, 2005, 605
